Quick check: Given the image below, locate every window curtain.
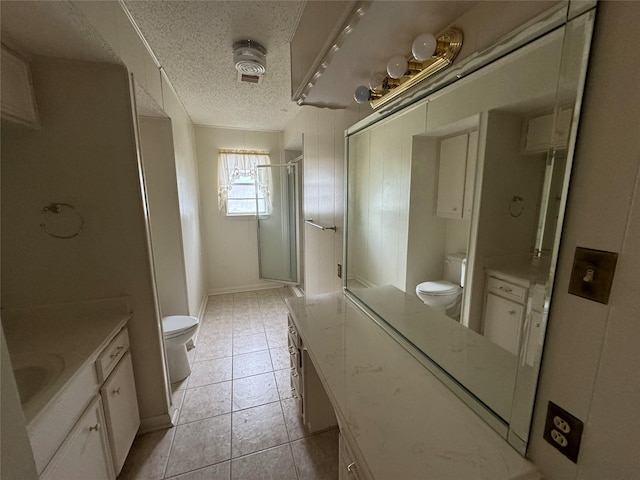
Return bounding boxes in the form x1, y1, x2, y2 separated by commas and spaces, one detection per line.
217, 150, 272, 214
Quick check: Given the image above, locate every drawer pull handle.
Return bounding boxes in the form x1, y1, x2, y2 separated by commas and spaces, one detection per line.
113, 387, 121, 395
288, 346, 295, 355
110, 346, 124, 358
89, 423, 100, 432
291, 371, 299, 378
288, 326, 296, 334
498, 286, 513, 293
347, 462, 356, 472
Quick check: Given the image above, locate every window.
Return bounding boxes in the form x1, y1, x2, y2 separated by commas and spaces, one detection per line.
217, 150, 272, 216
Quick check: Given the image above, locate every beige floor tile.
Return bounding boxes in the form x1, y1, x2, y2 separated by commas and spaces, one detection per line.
165, 415, 232, 478
231, 444, 297, 480
233, 332, 268, 355
178, 382, 232, 424
188, 357, 232, 388
263, 314, 289, 330
291, 429, 339, 480
172, 389, 187, 415
232, 350, 273, 379
270, 346, 291, 371
232, 372, 280, 411
231, 401, 289, 458
281, 397, 310, 442
195, 337, 233, 362
165, 461, 230, 479
232, 321, 265, 337
265, 327, 288, 348
274, 368, 293, 400
118, 428, 175, 480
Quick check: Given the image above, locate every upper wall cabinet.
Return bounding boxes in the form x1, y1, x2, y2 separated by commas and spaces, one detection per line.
436, 131, 478, 220
1, 46, 39, 128
522, 108, 572, 153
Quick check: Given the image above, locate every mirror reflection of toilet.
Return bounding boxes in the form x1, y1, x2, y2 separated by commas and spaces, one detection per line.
415, 253, 466, 319
162, 315, 199, 383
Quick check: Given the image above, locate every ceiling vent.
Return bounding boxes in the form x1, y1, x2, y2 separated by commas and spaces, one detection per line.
233, 40, 266, 84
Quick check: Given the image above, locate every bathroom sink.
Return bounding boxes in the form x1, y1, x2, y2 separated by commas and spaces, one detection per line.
12, 352, 65, 406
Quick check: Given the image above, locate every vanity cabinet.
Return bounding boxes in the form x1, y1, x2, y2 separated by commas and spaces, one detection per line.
40, 396, 114, 480
39, 325, 139, 479
522, 108, 572, 153
437, 131, 478, 219
483, 276, 527, 355
339, 432, 373, 480
288, 314, 337, 433
101, 350, 140, 474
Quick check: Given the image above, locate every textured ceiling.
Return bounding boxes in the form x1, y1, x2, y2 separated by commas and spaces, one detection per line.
124, 1, 305, 131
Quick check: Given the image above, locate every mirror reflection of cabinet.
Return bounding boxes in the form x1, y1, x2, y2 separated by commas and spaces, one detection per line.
436, 131, 478, 220
483, 275, 527, 355
523, 108, 572, 153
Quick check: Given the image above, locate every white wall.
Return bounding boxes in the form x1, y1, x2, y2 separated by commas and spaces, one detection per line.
528, 2, 640, 478
138, 116, 190, 317
194, 126, 284, 293
0, 59, 168, 424
284, 106, 362, 295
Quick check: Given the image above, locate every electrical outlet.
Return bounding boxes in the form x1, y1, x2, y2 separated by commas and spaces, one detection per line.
337, 263, 342, 278
543, 401, 584, 463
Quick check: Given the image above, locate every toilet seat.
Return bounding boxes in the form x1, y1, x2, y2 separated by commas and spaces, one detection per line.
416, 280, 461, 296
162, 315, 198, 339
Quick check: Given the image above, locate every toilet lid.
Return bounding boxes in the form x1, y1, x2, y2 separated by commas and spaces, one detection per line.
417, 281, 461, 296
162, 315, 199, 334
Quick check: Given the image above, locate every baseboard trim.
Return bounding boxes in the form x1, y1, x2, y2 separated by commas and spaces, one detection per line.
207, 282, 283, 296
138, 411, 175, 434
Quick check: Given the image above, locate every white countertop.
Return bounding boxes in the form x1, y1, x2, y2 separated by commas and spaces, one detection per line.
2, 297, 131, 425
286, 293, 541, 480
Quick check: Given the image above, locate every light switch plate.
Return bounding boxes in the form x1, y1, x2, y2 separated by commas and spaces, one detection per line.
568, 247, 617, 304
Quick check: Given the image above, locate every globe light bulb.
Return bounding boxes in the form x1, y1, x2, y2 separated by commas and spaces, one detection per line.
354, 85, 371, 104
368, 72, 387, 92
412, 33, 437, 62
386, 55, 408, 79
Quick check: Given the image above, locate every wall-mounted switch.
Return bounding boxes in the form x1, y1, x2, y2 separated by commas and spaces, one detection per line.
543, 401, 584, 463
337, 263, 342, 279
568, 247, 617, 304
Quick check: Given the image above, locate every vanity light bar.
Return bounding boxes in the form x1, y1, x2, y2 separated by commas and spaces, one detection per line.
370, 28, 463, 110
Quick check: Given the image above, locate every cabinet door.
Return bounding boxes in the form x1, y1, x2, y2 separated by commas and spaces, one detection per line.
41, 396, 115, 480
483, 293, 524, 355
101, 351, 140, 475
437, 133, 468, 218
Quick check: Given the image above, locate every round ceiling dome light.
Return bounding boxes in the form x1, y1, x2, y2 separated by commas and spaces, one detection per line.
233, 40, 267, 76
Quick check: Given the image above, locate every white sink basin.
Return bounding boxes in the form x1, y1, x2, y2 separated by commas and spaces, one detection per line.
12, 352, 65, 406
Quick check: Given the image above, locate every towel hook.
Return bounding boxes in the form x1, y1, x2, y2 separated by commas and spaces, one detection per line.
40, 202, 85, 239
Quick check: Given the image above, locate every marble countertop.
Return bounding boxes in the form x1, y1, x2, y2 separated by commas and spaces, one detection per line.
2, 297, 131, 425
485, 253, 552, 287
286, 293, 541, 480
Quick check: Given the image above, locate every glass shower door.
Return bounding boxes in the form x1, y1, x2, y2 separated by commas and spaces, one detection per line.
256, 164, 299, 284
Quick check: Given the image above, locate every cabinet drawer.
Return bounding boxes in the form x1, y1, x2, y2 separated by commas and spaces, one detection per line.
290, 364, 301, 395
101, 351, 140, 475
96, 328, 129, 383
486, 276, 527, 304
287, 314, 300, 348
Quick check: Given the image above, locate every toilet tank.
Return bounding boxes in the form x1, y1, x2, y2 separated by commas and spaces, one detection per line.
444, 253, 467, 286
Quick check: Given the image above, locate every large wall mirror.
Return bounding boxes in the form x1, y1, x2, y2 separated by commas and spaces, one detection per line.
344, 6, 596, 453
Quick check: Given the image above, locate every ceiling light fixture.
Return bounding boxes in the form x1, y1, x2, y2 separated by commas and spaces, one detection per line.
354, 28, 463, 109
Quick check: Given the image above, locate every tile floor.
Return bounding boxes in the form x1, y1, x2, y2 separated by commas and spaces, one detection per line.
118, 287, 339, 480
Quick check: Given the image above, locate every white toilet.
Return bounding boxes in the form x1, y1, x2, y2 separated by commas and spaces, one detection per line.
162, 315, 199, 383
415, 253, 467, 319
